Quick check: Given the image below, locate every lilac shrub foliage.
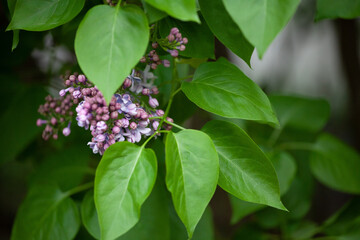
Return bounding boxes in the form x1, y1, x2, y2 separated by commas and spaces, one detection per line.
7, 0, 360, 240
36, 27, 187, 155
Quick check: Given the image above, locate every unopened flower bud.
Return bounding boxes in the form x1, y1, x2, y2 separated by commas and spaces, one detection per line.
110, 111, 118, 119
152, 42, 158, 49
156, 109, 164, 116
168, 34, 175, 42
63, 127, 71, 136
96, 134, 106, 142
112, 126, 120, 134
36, 119, 47, 126
153, 121, 159, 130
170, 50, 178, 57
162, 60, 170, 67
182, 37, 188, 44
142, 88, 150, 95
130, 122, 137, 129
69, 75, 76, 82
78, 74, 86, 83
149, 97, 159, 108
171, 27, 179, 35
50, 117, 57, 125
123, 77, 132, 88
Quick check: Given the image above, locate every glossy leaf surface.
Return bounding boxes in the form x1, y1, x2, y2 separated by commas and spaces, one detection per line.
182, 58, 278, 125
165, 129, 219, 238
95, 142, 157, 240
75, 5, 149, 103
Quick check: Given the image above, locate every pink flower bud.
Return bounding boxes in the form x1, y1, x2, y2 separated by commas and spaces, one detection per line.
130, 122, 137, 129
152, 42, 158, 48
171, 27, 179, 35
149, 97, 159, 108
153, 121, 159, 130
78, 75, 85, 83
62, 127, 71, 136
142, 88, 150, 95
112, 126, 120, 134
182, 37, 188, 44
69, 75, 76, 82
162, 60, 170, 67
179, 45, 186, 51
170, 50, 178, 57
123, 77, 132, 88
59, 89, 66, 97
168, 34, 175, 42
156, 109, 164, 116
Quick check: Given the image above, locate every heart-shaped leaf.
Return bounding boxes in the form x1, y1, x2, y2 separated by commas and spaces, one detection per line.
75, 5, 149, 103
94, 142, 157, 240
165, 129, 219, 238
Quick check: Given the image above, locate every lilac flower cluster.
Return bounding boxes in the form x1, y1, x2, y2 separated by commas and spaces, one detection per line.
37, 26, 188, 155
37, 92, 74, 140
158, 27, 188, 57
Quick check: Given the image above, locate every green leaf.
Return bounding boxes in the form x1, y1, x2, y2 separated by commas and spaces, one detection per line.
202, 120, 285, 210
159, 16, 215, 59
94, 142, 157, 240
222, 0, 300, 57
82, 177, 171, 240
165, 129, 219, 238
316, 0, 360, 20
75, 5, 149, 103
11, 183, 80, 240
310, 134, 360, 194
7, 0, 19, 51
7, 0, 85, 31
81, 190, 100, 239
198, 0, 254, 66
270, 95, 330, 132
144, 0, 199, 23
142, 0, 167, 24
269, 151, 297, 195
182, 58, 278, 126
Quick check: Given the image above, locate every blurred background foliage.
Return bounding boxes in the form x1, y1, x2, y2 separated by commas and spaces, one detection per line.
1, 0, 360, 239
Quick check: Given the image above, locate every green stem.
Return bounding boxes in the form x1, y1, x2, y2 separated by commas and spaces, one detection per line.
64, 182, 94, 197
142, 133, 156, 148
165, 120, 185, 130
149, 116, 162, 120
267, 127, 283, 147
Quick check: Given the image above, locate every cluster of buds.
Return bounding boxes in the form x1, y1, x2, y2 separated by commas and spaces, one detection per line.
140, 48, 170, 70
37, 94, 74, 140
37, 66, 173, 155
36, 26, 187, 155
157, 27, 188, 58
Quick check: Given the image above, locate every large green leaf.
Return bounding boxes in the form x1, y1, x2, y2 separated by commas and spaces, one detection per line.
270, 95, 330, 132
159, 17, 215, 59
94, 142, 157, 240
198, 0, 253, 66
316, 0, 360, 20
229, 151, 296, 223
11, 183, 80, 240
222, 0, 300, 57
144, 0, 199, 22
202, 120, 285, 210
82, 178, 170, 240
7, 0, 85, 31
182, 58, 278, 126
310, 134, 360, 194
75, 5, 149, 103
165, 129, 219, 238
